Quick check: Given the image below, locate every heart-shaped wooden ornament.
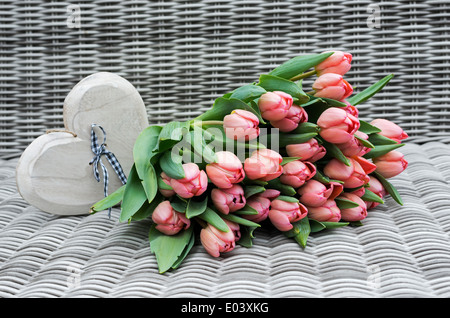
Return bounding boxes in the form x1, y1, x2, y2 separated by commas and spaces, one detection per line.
16, 72, 149, 215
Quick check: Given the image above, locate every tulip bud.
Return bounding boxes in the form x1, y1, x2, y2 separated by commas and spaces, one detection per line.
270, 105, 308, 133
211, 184, 246, 215
244, 149, 283, 182
349, 186, 366, 197
297, 179, 343, 207
370, 119, 409, 143
315, 51, 353, 76
159, 172, 175, 197
244, 193, 272, 223
317, 107, 360, 144
323, 157, 370, 188
337, 131, 371, 157
338, 193, 368, 222
224, 219, 241, 242
286, 138, 326, 162
312, 73, 353, 101
223, 109, 260, 141
200, 222, 237, 258
268, 198, 308, 232
170, 163, 208, 199
341, 100, 359, 117
152, 201, 190, 235
206, 151, 245, 189
373, 150, 408, 179
280, 160, 316, 188
365, 176, 386, 209
306, 199, 341, 222
258, 91, 293, 121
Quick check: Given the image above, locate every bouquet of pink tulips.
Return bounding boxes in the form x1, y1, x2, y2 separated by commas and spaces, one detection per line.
92, 51, 408, 273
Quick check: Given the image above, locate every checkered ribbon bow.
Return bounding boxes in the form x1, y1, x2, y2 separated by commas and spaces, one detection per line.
89, 124, 127, 217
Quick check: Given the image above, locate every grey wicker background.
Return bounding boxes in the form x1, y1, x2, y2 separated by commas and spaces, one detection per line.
1, 0, 450, 298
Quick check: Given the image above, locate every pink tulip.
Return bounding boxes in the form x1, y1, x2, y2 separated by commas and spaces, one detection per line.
152, 201, 190, 235
258, 91, 293, 121
268, 199, 308, 232
353, 156, 377, 175
206, 151, 245, 188
338, 193, 368, 222
200, 222, 237, 258
350, 186, 366, 197
286, 138, 326, 162
223, 109, 260, 141
337, 131, 371, 157
159, 172, 175, 197
297, 179, 343, 207
224, 219, 241, 242
244, 149, 283, 182
280, 160, 316, 188
170, 163, 208, 199
315, 51, 353, 76
211, 184, 246, 215
370, 119, 408, 143
365, 176, 386, 209
244, 191, 277, 223
270, 105, 308, 133
323, 157, 370, 188
373, 150, 408, 179
306, 199, 341, 222
317, 107, 360, 144
341, 100, 359, 117
312, 73, 353, 100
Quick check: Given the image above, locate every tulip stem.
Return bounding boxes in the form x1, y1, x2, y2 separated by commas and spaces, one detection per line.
190, 120, 224, 127
290, 70, 317, 82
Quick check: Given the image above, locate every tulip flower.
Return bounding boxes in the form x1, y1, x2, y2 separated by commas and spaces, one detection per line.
370, 119, 408, 143
206, 151, 245, 188
373, 150, 408, 179
337, 131, 371, 157
270, 105, 308, 133
258, 91, 293, 121
312, 73, 353, 100
286, 138, 326, 162
280, 160, 316, 188
244, 149, 283, 182
211, 184, 246, 215
350, 186, 366, 197
341, 100, 359, 118
317, 107, 360, 144
323, 157, 370, 188
297, 179, 343, 207
159, 172, 175, 197
224, 219, 241, 242
338, 193, 368, 222
243, 190, 280, 223
268, 198, 308, 232
170, 163, 208, 199
315, 51, 353, 76
200, 222, 237, 258
152, 201, 190, 235
365, 176, 386, 209
223, 109, 260, 141
306, 199, 341, 222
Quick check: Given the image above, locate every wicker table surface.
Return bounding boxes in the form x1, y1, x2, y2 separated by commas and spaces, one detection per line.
1, 142, 450, 298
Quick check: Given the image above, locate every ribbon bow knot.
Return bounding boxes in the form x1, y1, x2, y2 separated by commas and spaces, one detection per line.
89, 124, 127, 217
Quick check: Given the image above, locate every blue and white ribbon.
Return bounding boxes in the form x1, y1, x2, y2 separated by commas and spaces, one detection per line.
89, 124, 127, 217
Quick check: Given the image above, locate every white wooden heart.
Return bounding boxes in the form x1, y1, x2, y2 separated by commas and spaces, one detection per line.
16, 72, 149, 215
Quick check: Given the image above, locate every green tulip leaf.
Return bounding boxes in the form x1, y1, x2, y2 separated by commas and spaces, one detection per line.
347, 74, 394, 106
